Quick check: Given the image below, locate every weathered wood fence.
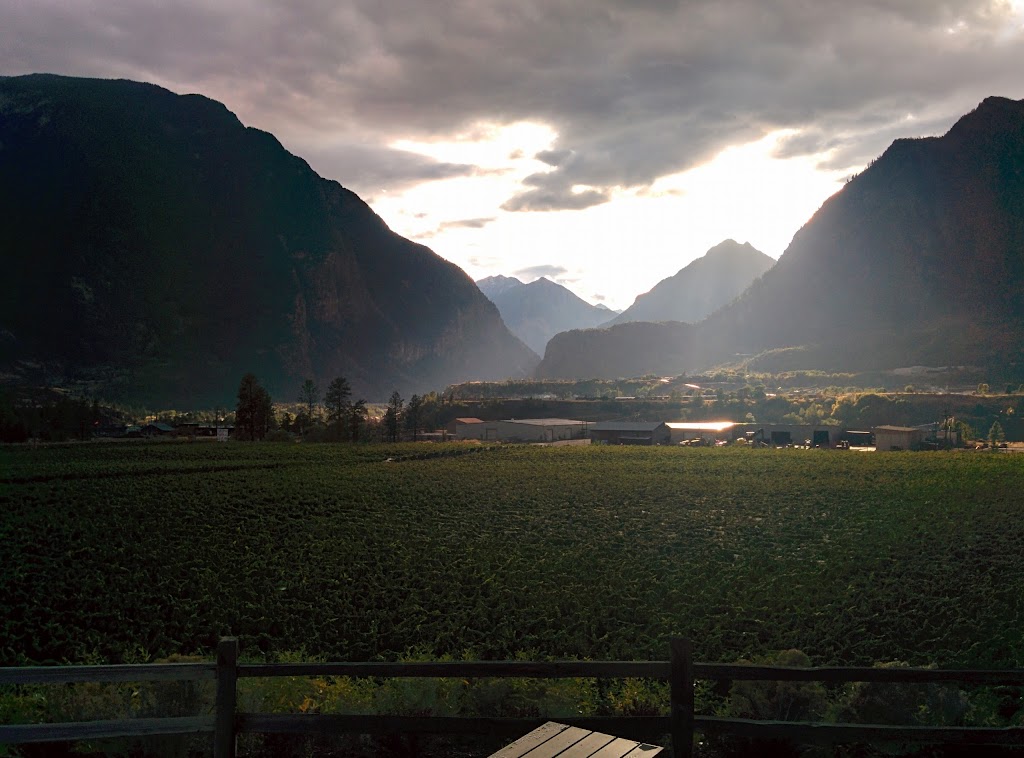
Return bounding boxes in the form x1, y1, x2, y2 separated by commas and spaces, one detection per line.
3, 637, 1024, 757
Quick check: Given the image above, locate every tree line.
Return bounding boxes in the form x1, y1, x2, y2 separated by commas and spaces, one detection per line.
234, 374, 369, 442
234, 375, 454, 442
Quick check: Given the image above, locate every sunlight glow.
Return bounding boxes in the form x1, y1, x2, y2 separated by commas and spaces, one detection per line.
372, 126, 853, 311
391, 121, 557, 168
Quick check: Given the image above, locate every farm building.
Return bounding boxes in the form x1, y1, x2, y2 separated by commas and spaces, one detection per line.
453, 418, 486, 439
447, 417, 483, 436
590, 421, 671, 445
742, 424, 842, 448
666, 421, 738, 445
455, 418, 587, 442
874, 425, 924, 451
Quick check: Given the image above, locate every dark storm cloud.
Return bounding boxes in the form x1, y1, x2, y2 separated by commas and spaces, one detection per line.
298, 143, 479, 194
413, 216, 496, 241
439, 217, 497, 230
771, 110, 962, 169
4, 0, 1023, 207
515, 264, 569, 279
501, 185, 610, 212
535, 149, 574, 166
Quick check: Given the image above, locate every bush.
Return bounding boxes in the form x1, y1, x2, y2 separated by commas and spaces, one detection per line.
708, 650, 828, 757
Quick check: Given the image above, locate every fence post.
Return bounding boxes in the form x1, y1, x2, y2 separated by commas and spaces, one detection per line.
670, 637, 694, 758
215, 637, 238, 758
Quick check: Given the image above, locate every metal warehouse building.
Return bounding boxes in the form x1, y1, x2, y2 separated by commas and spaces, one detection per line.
666, 421, 739, 445
873, 425, 925, 451
455, 418, 588, 442
589, 421, 671, 445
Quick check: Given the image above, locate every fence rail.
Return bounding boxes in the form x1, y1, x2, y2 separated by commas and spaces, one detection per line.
2, 637, 1024, 757
4, 716, 216, 745
0, 662, 216, 686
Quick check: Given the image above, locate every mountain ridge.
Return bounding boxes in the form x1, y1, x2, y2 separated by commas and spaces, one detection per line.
0, 74, 539, 405
537, 96, 1024, 380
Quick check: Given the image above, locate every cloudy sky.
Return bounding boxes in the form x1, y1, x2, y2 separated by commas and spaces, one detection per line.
5, 1, 1024, 309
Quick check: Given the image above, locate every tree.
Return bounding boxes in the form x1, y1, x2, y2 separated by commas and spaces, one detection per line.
236, 374, 274, 441
977, 383, 990, 395
298, 379, 320, 433
348, 399, 368, 443
953, 419, 974, 446
324, 377, 352, 439
988, 420, 1005, 448
278, 411, 294, 433
384, 391, 403, 442
405, 394, 423, 441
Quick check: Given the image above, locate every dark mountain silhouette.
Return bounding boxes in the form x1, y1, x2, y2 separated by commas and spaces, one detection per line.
607, 240, 774, 326
480, 276, 612, 355
538, 96, 1024, 380
0, 74, 538, 405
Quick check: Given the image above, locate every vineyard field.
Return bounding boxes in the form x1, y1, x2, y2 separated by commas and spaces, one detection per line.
2, 442, 1022, 669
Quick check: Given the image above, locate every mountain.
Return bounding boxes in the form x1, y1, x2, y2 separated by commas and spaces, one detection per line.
476, 275, 524, 300
606, 240, 774, 326
538, 96, 1024, 380
481, 277, 613, 355
0, 74, 538, 405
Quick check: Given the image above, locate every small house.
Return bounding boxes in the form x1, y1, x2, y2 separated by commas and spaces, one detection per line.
142, 422, 175, 437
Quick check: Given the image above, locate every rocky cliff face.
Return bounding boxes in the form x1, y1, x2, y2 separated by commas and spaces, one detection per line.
0, 74, 538, 405
537, 97, 1024, 380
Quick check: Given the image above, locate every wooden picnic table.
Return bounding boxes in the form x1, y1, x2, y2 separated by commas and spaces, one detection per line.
488, 721, 664, 757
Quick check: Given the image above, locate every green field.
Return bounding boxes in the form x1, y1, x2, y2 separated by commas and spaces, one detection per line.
2, 442, 1023, 670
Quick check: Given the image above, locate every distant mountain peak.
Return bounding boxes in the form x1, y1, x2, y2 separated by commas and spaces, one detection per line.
476, 274, 524, 299
706, 239, 759, 256
606, 239, 774, 327
480, 276, 613, 355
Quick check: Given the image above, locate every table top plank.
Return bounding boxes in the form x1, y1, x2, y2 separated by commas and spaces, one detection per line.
555, 732, 618, 756
487, 721, 570, 758
487, 721, 664, 758
587, 736, 661, 758
620, 744, 666, 756
522, 725, 591, 755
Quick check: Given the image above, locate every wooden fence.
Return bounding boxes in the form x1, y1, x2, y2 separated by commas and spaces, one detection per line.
2, 637, 1024, 757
